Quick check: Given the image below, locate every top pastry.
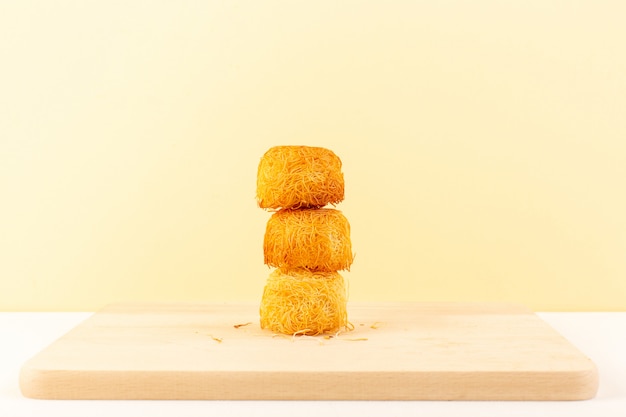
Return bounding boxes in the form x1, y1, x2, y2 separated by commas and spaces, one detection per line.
256, 146, 345, 209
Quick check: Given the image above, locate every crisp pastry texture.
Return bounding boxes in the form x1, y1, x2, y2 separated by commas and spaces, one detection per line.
263, 208, 353, 272
256, 145, 344, 210
259, 268, 349, 335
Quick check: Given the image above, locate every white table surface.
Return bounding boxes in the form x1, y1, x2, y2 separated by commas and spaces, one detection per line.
1, 311, 625, 417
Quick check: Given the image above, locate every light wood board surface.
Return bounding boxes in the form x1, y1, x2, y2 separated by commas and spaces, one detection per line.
19, 302, 598, 401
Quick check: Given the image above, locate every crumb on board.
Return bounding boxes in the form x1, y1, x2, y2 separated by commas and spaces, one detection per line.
271, 331, 368, 343
234, 322, 252, 329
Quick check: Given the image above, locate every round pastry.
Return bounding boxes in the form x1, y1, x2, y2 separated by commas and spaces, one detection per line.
263, 208, 353, 272
259, 268, 349, 335
256, 145, 344, 209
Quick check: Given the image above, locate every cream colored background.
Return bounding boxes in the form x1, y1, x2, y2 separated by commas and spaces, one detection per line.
1, 1, 625, 311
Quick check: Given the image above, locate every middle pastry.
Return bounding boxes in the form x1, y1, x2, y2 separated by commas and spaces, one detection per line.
263, 208, 353, 272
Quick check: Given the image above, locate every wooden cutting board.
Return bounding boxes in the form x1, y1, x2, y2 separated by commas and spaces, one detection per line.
20, 302, 598, 400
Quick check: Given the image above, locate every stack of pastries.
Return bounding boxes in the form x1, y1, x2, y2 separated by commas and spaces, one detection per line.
256, 146, 354, 335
